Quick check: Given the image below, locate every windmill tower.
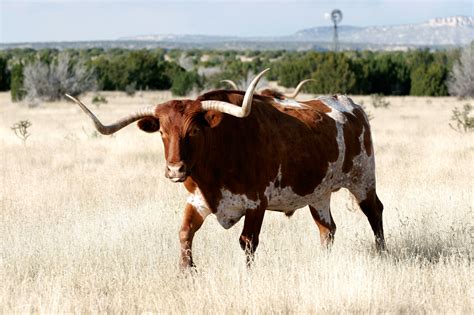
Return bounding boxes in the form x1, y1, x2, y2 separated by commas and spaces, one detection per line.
331, 9, 343, 52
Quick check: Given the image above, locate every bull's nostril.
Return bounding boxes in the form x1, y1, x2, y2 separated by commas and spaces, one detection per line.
167, 163, 186, 175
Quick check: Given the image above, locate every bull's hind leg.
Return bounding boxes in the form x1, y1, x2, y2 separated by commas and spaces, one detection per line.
179, 203, 205, 270
309, 194, 336, 247
355, 188, 385, 251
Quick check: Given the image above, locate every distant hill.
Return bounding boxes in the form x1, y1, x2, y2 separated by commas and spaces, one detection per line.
121, 16, 473, 47
291, 16, 473, 46
1, 16, 472, 51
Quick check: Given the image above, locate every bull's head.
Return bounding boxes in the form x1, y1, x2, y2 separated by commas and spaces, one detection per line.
66, 69, 269, 183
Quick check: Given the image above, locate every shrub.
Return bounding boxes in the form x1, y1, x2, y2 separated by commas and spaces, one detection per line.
92, 94, 107, 105
370, 94, 390, 108
449, 104, 473, 132
11, 120, 32, 145
447, 44, 474, 98
23, 53, 97, 104
358, 101, 374, 121
125, 82, 136, 96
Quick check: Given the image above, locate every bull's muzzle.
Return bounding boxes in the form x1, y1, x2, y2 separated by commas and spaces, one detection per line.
166, 162, 188, 182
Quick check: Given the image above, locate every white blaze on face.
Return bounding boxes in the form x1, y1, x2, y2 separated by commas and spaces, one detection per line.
215, 189, 261, 229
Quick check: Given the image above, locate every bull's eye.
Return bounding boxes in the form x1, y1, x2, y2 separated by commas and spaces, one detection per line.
189, 126, 200, 137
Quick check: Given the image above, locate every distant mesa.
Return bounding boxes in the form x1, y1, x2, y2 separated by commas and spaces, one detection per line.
425, 16, 474, 27
291, 16, 473, 46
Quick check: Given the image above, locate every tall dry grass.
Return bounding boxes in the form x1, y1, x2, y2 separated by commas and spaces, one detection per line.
1, 92, 472, 313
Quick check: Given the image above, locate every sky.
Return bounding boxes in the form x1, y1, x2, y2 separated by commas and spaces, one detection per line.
0, 0, 472, 43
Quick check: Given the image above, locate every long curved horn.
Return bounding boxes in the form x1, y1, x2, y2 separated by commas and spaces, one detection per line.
65, 94, 157, 135
220, 80, 239, 90
201, 68, 269, 118
284, 79, 315, 99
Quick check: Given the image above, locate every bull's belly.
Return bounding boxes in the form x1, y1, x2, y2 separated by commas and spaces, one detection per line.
188, 182, 338, 230
267, 204, 306, 212
264, 166, 338, 212
213, 184, 336, 229
266, 187, 319, 211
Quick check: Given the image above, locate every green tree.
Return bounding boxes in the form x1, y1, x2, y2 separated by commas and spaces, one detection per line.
410, 62, 448, 96
0, 55, 10, 91
91, 49, 173, 91
272, 52, 318, 87
10, 63, 25, 102
310, 52, 356, 94
171, 71, 200, 96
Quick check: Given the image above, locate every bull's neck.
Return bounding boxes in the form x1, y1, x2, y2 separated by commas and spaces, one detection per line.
191, 116, 259, 192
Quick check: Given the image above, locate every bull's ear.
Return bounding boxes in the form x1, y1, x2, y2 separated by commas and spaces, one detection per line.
137, 117, 160, 133
203, 110, 223, 128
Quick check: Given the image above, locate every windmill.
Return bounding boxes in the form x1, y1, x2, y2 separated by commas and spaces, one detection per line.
330, 9, 343, 51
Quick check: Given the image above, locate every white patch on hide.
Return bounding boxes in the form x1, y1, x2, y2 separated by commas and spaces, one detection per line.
318, 95, 357, 124
273, 98, 306, 108
215, 189, 260, 229
187, 188, 211, 219
319, 95, 356, 113
264, 166, 307, 211
345, 126, 376, 202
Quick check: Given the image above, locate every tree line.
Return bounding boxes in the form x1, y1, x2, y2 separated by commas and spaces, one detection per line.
268, 49, 462, 96
0, 46, 470, 102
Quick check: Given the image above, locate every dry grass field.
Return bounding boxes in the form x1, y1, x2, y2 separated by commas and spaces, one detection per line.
1, 91, 472, 313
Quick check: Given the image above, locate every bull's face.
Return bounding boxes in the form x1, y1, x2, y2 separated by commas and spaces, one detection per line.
137, 100, 223, 183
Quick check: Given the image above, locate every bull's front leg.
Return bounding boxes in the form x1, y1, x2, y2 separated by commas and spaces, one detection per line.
179, 203, 205, 270
239, 202, 267, 267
